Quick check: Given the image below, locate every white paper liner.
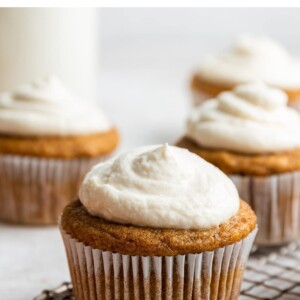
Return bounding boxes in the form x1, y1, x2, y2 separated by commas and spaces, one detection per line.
60, 226, 257, 300
231, 172, 300, 246
0, 155, 105, 225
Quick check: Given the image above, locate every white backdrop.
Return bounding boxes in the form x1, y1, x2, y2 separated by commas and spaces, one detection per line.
99, 8, 300, 150
2, 8, 300, 300
100, 8, 300, 72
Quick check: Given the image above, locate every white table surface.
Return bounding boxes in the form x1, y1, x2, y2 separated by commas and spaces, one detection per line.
0, 61, 191, 300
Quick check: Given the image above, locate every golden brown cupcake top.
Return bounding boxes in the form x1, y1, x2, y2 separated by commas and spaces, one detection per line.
0, 76, 120, 158
191, 74, 300, 103
176, 136, 300, 176
61, 199, 256, 256
0, 128, 119, 158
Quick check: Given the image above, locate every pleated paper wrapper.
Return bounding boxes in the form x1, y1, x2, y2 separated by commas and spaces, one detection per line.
0, 155, 104, 225
60, 225, 257, 300
231, 171, 300, 246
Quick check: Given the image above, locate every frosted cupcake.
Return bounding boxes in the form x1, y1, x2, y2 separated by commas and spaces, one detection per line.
191, 35, 300, 110
60, 144, 257, 299
177, 82, 300, 245
0, 76, 119, 225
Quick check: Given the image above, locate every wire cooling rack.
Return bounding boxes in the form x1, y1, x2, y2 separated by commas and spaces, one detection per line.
240, 241, 300, 300
34, 282, 73, 300
34, 241, 300, 300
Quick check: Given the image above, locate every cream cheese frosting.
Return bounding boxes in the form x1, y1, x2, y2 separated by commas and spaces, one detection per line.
187, 82, 300, 154
0, 76, 112, 136
79, 144, 239, 230
199, 35, 300, 89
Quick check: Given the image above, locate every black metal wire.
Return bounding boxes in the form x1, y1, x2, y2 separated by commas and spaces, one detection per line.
240, 242, 300, 299
33, 282, 73, 300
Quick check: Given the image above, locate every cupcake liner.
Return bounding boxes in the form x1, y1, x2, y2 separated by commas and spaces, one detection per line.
231, 171, 300, 245
60, 225, 257, 300
0, 155, 104, 225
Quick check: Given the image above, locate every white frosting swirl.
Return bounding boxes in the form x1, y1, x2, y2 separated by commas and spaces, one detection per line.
199, 35, 300, 89
187, 82, 300, 154
79, 144, 239, 230
0, 76, 112, 136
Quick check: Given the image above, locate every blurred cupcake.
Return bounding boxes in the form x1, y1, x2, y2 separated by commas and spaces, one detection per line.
177, 82, 300, 245
191, 35, 300, 110
60, 144, 257, 299
0, 76, 119, 225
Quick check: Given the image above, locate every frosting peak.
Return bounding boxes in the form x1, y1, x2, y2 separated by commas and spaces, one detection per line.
79, 145, 239, 230
187, 83, 300, 154
0, 76, 112, 136
132, 144, 182, 181
199, 35, 300, 89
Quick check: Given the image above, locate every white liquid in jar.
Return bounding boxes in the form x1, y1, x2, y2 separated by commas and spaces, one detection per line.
0, 8, 98, 100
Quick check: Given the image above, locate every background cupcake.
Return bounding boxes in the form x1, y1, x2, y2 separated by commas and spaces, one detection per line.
191, 35, 300, 110
177, 82, 300, 245
60, 144, 257, 299
0, 76, 119, 225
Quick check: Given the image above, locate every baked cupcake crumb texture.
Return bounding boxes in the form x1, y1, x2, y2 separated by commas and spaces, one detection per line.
176, 136, 300, 176
0, 128, 119, 158
61, 199, 256, 256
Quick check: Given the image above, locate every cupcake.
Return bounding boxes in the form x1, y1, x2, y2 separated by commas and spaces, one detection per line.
191, 35, 300, 110
177, 82, 300, 245
0, 76, 119, 225
60, 144, 257, 299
